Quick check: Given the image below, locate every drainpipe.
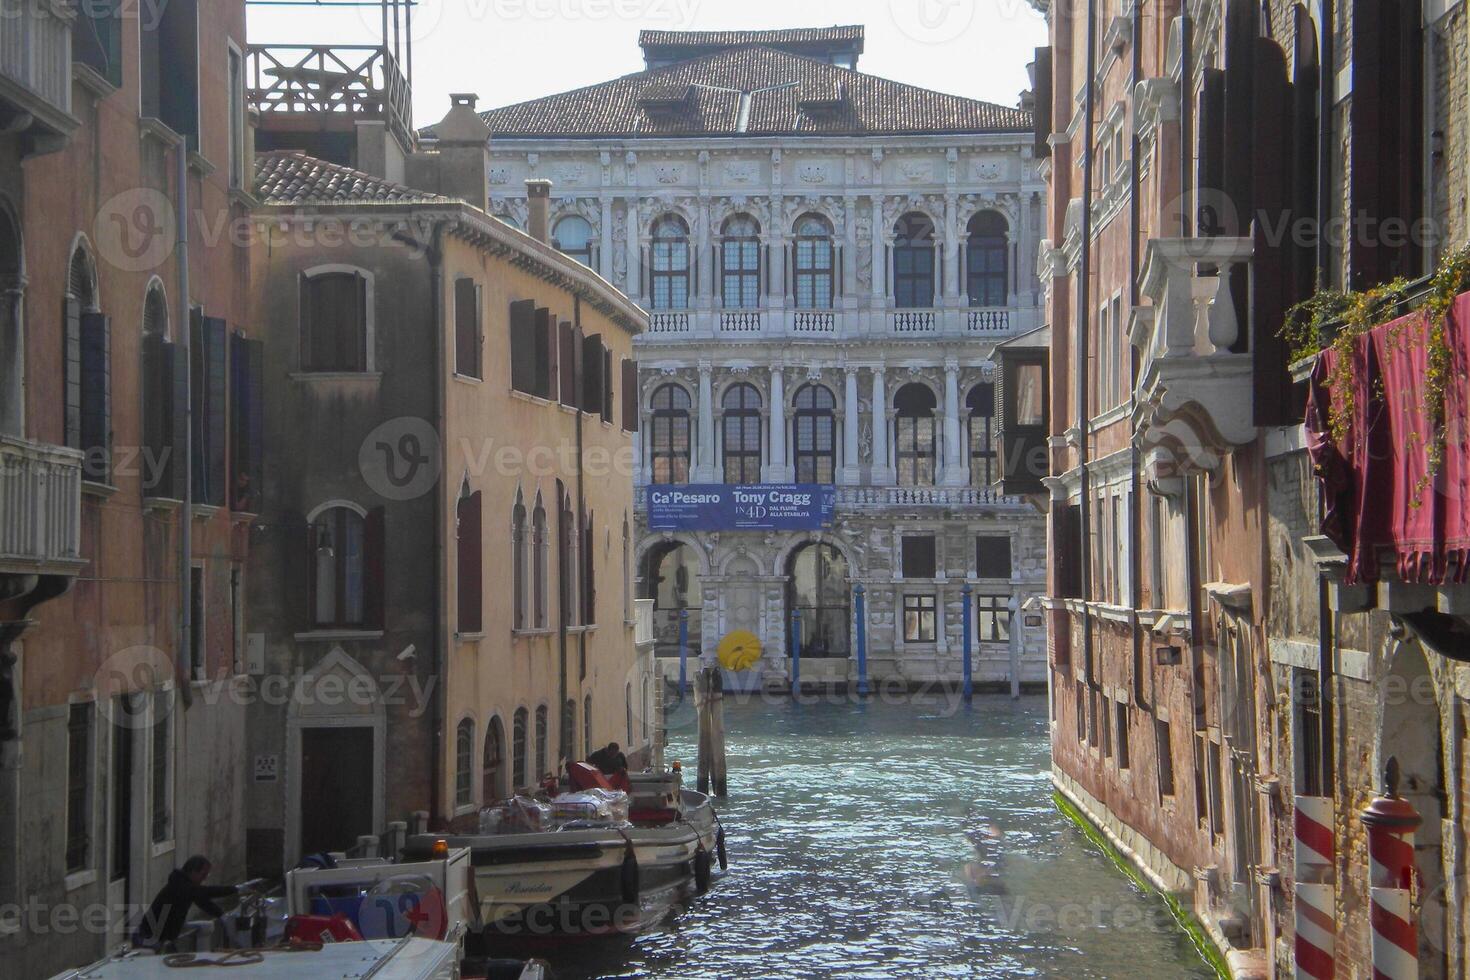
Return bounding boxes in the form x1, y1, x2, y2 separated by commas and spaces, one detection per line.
1129, 4, 1146, 707
427, 222, 447, 827
1076, 0, 1099, 679
177, 143, 193, 700
1316, 1, 1334, 284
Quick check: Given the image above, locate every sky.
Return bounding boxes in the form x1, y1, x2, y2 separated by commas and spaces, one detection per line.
245, 0, 1048, 130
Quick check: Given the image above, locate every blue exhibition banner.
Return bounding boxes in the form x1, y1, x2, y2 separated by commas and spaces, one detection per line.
646, 484, 837, 532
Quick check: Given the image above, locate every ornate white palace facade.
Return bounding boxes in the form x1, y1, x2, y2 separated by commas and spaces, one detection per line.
464, 26, 1049, 689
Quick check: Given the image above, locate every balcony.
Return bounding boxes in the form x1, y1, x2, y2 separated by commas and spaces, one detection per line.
247, 44, 414, 154
635, 307, 1039, 344
0, 0, 77, 151
1131, 237, 1256, 474
0, 435, 84, 578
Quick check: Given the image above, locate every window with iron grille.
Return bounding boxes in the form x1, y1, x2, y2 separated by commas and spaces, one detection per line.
66, 702, 94, 873
721, 383, 763, 483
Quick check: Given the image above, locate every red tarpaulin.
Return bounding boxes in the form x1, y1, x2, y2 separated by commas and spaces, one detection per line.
1305, 289, 1470, 585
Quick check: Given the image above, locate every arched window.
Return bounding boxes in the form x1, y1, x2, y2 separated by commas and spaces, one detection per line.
651, 215, 690, 310
454, 718, 474, 808
68, 245, 97, 310
895, 384, 937, 487
966, 211, 1009, 307
721, 383, 763, 483
457, 488, 483, 634
553, 215, 594, 267
311, 506, 366, 628
534, 705, 548, 781
793, 214, 834, 309
511, 496, 527, 631
483, 717, 505, 803
532, 495, 548, 629
641, 542, 702, 659
558, 489, 579, 628
786, 542, 850, 658
512, 708, 528, 790
968, 382, 997, 488
143, 284, 168, 338
650, 384, 692, 484
300, 269, 369, 372
793, 384, 836, 485
583, 695, 593, 759
720, 215, 760, 309
893, 213, 936, 309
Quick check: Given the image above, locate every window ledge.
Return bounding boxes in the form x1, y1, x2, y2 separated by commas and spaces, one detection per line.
509, 390, 555, 407
144, 496, 183, 513
192, 504, 221, 521
453, 373, 484, 386
73, 63, 118, 99
290, 371, 383, 382
139, 116, 184, 148
187, 151, 215, 177
513, 628, 555, 639
229, 188, 260, 210
64, 869, 97, 893
456, 632, 486, 641
82, 480, 118, 499
452, 804, 477, 818
151, 839, 176, 859
293, 630, 385, 643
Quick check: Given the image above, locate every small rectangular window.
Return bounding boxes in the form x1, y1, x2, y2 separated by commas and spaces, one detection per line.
1293, 669, 1324, 797
228, 45, 245, 189
902, 594, 936, 642
151, 696, 172, 842
301, 273, 368, 373
455, 278, 482, 379
1075, 682, 1086, 743
66, 703, 94, 873
190, 566, 205, 678
1116, 702, 1130, 769
901, 536, 937, 579
975, 535, 1012, 579
1155, 718, 1175, 799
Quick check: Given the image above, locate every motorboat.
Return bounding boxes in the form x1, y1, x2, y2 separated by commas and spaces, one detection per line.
50, 937, 466, 980
406, 767, 727, 944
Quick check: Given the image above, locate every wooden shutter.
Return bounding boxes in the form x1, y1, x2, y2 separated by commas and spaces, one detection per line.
167, 341, 189, 499
79, 312, 111, 482
1033, 46, 1053, 158
1196, 69, 1226, 235
457, 492, 483, 634
544, 313, 560, 400
455, 278, 480, 379
1250, 38, 1296, 426
558, 321, 577, 406
508, 299, 536, 393
304, 519, 319, 628
63, 297, 82, 450
581, 334, 604, 414
190, 309, 205, 501
230, 333, 264, 512
1054, 504, 1083, 600
621, 358, 638, 432
364, 506, 386, 630
602, 348, 613, 423
143, 334, 168, 496
205, 317, 227, 507
533, 307, 553, 399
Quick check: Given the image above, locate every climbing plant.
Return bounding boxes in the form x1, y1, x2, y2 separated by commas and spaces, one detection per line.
1280, 244, 1470, 496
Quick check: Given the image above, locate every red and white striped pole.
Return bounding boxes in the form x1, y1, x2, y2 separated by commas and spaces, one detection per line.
1361, 763, 1422, 980
1293, 795, 1336, 979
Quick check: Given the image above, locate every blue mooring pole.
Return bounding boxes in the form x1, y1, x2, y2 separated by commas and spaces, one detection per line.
854, 584, 868, 697
961, 583, 974, 703
791, 608, 802, 694
678, 607, 690, 699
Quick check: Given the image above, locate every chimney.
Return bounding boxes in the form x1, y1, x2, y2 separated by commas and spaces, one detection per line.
420, 93, 492, 209
525, 179, 552, 245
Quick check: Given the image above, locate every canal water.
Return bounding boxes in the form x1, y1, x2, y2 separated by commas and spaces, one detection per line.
550, 693, 1216, 979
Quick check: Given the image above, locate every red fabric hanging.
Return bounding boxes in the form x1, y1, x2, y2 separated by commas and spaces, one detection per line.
1305, 289, 1470, 585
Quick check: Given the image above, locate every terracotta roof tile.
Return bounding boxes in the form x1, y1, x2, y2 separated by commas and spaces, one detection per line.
253, 151, 451, 206
638, 25, 864, 47
457, 46, 1028, 140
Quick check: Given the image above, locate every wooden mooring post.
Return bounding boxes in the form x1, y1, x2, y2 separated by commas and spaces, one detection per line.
695, 666, 727, 797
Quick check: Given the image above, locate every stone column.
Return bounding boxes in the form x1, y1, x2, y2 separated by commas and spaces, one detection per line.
841, 366, 861, 485
944, 193, 961, 306
696, 199, 713, 311
625, 202, 642, 300
842, 194, 859, 309
599, 195, 615, 282
1017, 192, 1033, 307
942, 358, 965, 486
695, 362, 716, 482
767, 364, 790, 482
869, 196, 886, 305
870, 364, 891, 485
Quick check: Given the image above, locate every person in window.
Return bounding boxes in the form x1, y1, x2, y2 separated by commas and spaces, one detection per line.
135, 855, 241, 949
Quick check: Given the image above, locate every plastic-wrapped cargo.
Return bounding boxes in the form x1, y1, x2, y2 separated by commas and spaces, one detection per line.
550, 789, 630, 825
499, 796, 553, 833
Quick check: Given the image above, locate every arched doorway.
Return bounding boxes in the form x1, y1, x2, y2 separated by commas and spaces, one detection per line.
482, 716, 505, 803
1379, 640, 1448, 977
786, 542, 850, 659
641, 541, 702, 659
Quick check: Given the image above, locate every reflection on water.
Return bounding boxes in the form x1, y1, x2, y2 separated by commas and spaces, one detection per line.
550, 694, 1214, 979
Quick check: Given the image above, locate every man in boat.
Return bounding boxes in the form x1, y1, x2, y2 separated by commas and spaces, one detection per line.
588, 742, 632, 792
134, 855, 242, 949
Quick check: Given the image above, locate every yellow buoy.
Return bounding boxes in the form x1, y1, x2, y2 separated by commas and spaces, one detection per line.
716, 630, 762, 672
